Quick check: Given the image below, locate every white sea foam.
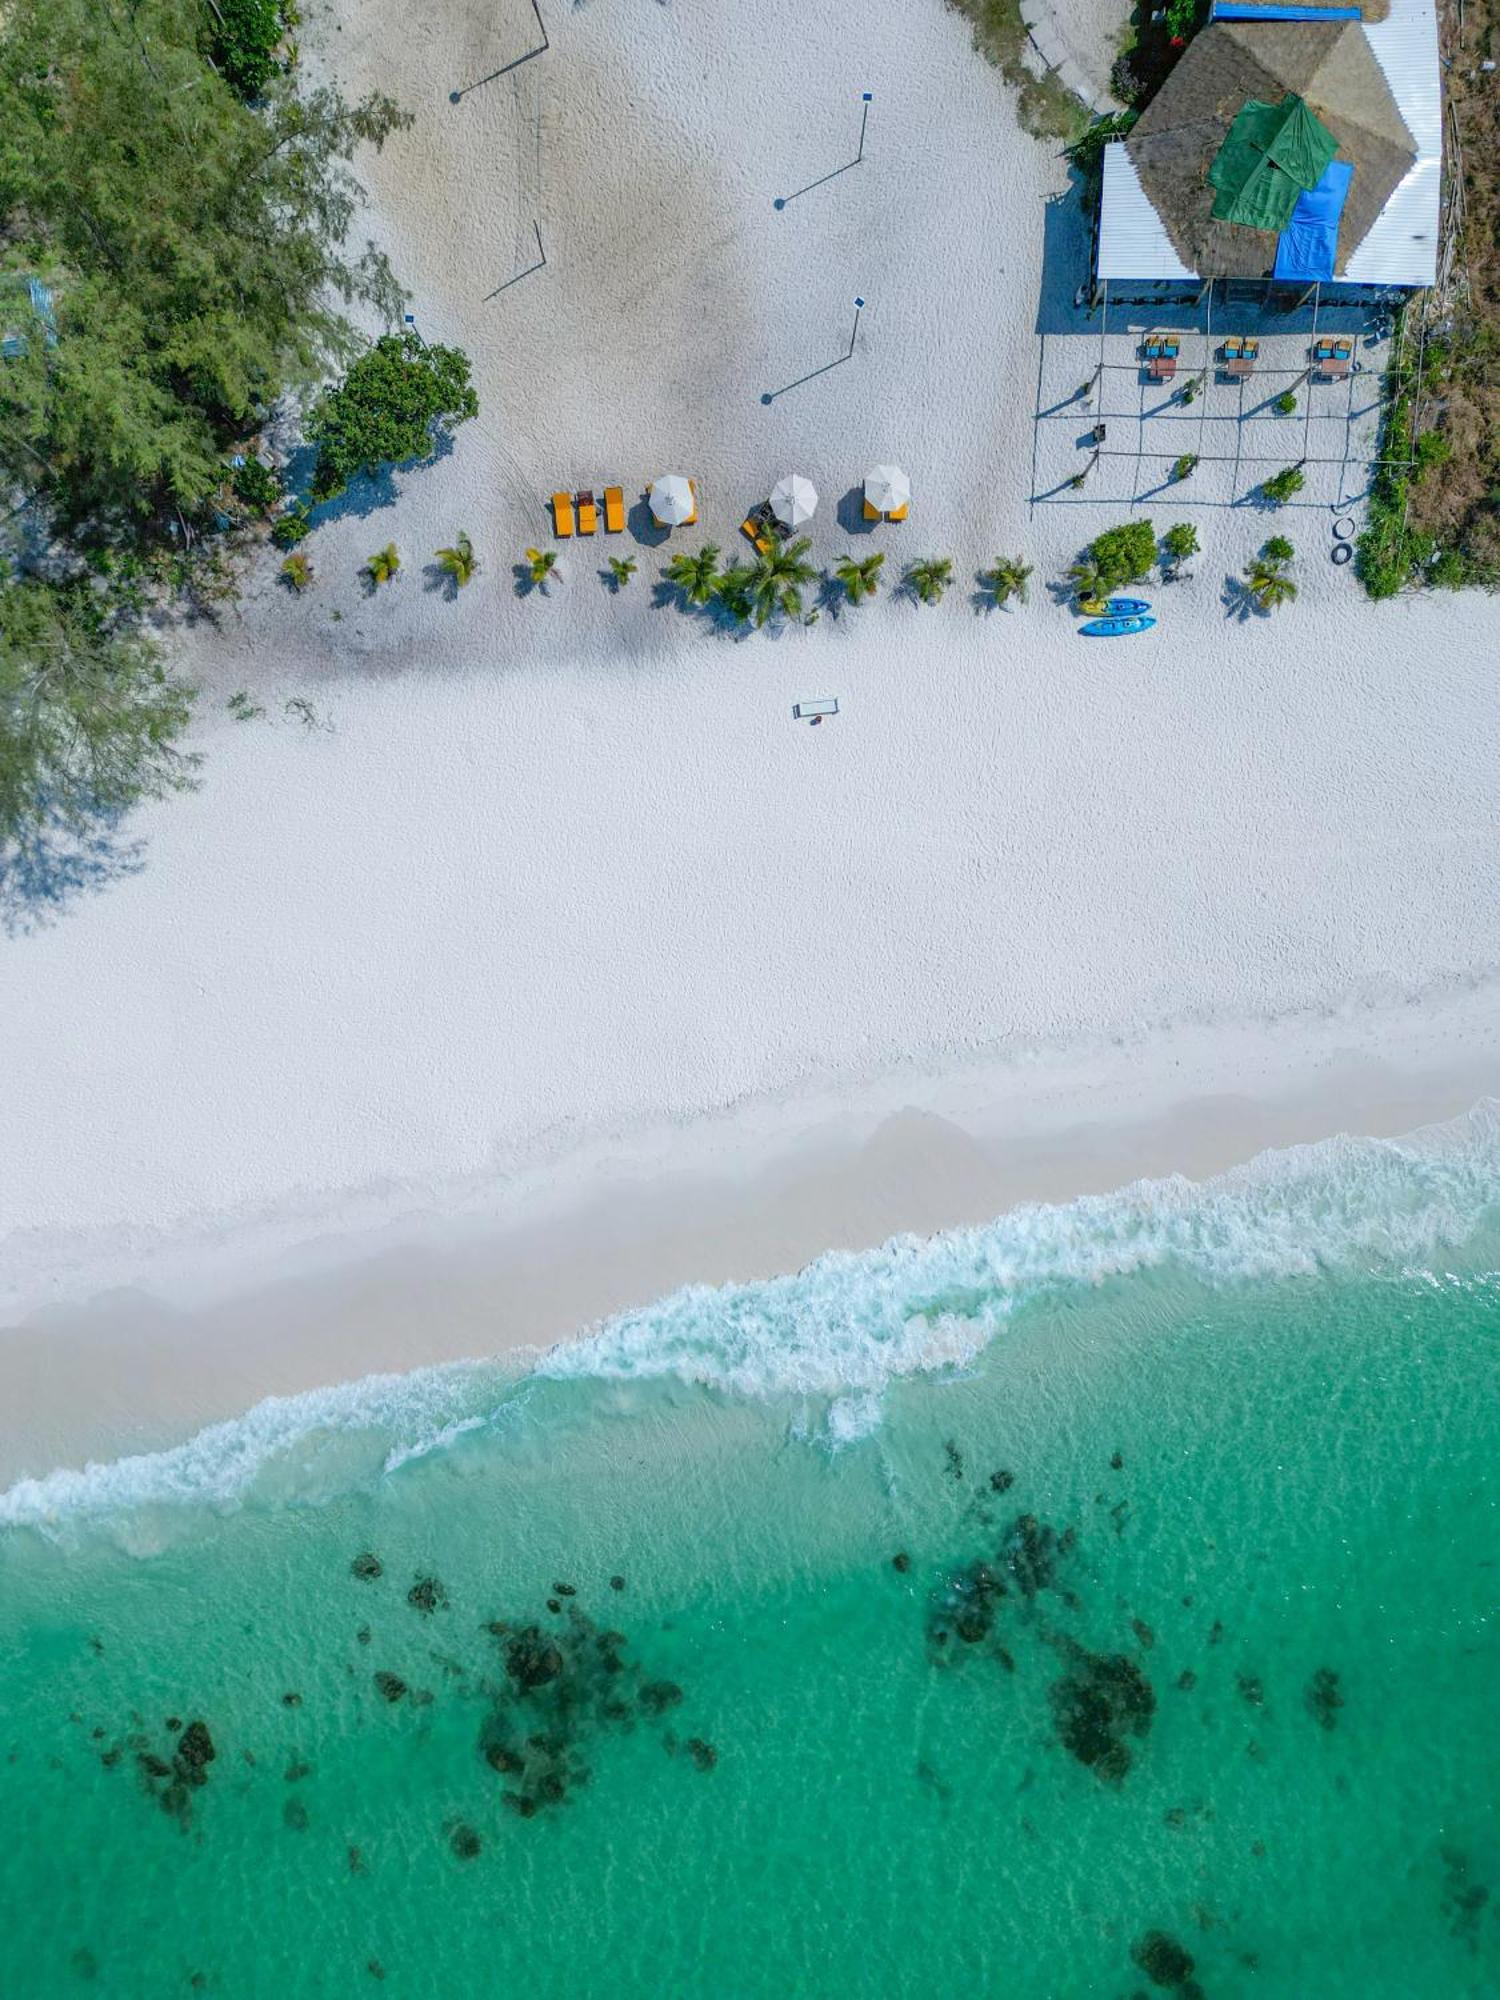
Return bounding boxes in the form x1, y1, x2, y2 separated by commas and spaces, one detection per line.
3, 1106, 1497, 1534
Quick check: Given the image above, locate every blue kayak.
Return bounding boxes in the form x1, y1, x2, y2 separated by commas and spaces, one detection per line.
1104, 596, 1151, 615
1080, 614, 1156, 638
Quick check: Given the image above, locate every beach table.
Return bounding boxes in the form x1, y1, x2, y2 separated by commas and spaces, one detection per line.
1312, 338, 1354, 381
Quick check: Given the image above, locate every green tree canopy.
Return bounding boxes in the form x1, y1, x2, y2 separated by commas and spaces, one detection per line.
308, 334, 478, 504
0, 0, 409, 539
1089, 521, 1156, 590
0, 578, 196, 849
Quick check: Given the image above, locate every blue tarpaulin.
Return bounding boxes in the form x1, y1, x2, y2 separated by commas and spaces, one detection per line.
1273, 157, 1354, 282
1210, 5, 1362, 19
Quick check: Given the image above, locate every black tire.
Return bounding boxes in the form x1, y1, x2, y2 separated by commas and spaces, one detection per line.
1332, 516, 1355, 541
1332, 542, 1353, 566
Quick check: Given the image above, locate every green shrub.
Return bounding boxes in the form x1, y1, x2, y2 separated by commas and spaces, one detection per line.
232, 456, 281, 511
1162, 523, 1199, 574
279, 552, 312, 591
1172, 453, 1198, 482
1412, 429, 1452, 480
1089, 520, 1156, 589
271, 507, 311, 548
1274, 390, 1298, 416
1431, 546, 1470, 590
1263, 535, 1294, 566
307, 333, 478, 505
204, 0, 298, 101
1261, 466, 1305, 506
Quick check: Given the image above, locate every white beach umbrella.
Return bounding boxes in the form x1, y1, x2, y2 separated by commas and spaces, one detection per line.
769, 473, 818, 529
864, 463, 911, 513
649, 474, 695, 526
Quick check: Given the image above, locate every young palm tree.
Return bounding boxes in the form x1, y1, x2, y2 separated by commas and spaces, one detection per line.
280, 553, 312, 592
1161, 523, 1199, 580
1244, 556, 1298, 612
521, 546, 556, 589
1262, 535, 1294, 567
365, 543, 400, 585
906, 557, 954, 606
740, 537, 818, 627
607, 556, 637, 590
437, 532, 479, 587
980, 556, 1033, 607
834, 551, 885, 605
714, 564, 755, 624
664, 544, 722, 606
1065, 558, 1105, 608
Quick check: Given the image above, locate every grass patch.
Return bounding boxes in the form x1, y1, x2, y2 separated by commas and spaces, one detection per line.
945, 0, 1091, 142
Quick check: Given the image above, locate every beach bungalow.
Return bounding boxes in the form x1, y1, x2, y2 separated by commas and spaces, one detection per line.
1091, 0, 1440, 307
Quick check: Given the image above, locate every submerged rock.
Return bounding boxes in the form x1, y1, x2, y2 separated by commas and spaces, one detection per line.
1236, 1672, 1265, 1708
351, 1552, 384, 1582
407, 1575, 448, 1617
685, 1737, 717, 1771
175, 1722, 215, 1782
1049, 1642, 1155, 1785
374, 1672, 408, 1704
892, 1552, 912, 1574
944, 1440, 965, 1480
1001, 1514, 1061, 1599
1305, 1667, 1344, 1731
283, 1798, 309, 1832
450, 1823, 482, 1859
639, 1681, 684, 1715
609, 1576, 626, 1592
1130, 1929, 1195, 1987
989, 1468, 1015, 1493
1131, 1620, 1156, 1651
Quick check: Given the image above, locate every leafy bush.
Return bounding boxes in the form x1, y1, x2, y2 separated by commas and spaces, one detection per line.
232, 457, 281, 511
271, 507, 311, 548
204, 0, 298, 102
307, 334, 479, 504
1412, 429, 1452, 480
1274, 390, 1298, 416
1263, 535, 1294, 566
1172, 454, 1198, 482
1064, 110, 1138, 190
280, 552, 312, 590
1089, 520, 1156, 589
1261, 467, 1305, 506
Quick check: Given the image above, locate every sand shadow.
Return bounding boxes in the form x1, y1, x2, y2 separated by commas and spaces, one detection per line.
0, 812, 147, 936
1221, 574, 1268, 620
835, 487, 877, 537
627, 498, 672, 549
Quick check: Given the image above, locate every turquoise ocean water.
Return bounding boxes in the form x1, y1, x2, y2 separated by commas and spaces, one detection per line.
0, 1113, 1497, 1996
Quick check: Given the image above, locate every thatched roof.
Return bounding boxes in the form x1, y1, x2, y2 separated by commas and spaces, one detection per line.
1126, 20, 1415, 277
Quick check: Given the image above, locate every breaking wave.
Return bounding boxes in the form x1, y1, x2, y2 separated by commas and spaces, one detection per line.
3, 1104, 1496, 1536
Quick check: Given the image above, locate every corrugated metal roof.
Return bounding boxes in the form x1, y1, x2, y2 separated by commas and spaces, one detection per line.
1096, 0, 1439, 286
1096, 143, 1195, 282
1343, 0, 1440, 284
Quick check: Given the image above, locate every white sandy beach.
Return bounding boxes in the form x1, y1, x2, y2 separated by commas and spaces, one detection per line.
1, 0, 1497, 1474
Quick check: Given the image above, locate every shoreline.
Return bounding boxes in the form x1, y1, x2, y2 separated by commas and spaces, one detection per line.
2, 989, 1493, 1487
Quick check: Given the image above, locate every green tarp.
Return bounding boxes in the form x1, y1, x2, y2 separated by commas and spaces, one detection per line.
1207, 94, 1340, 233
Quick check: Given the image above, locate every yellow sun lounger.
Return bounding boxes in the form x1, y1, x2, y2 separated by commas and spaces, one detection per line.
603, 487, 625, 534
576, 490, 598, 536
684, 478, 698, 527
863, 498, 909, 522
551, 492, 574, 539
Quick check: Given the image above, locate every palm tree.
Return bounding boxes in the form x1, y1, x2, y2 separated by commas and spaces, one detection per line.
714, 564, 755, 624
664, 544, 722, 606
738, 537, 818, 627
607, 556, 637, 590
1263, 535, 1294, 567
521, 546, 556, 589
906, 557, 954, 606
437, 532, 479, 587
980, 556, 1033, 608
280, 553, 312, 592
1244, 556, 1297, 612
1161, 523, 1199, 581
365, 542, 400, 585
834, 551, 884, 605
1065, 558, 1106, 609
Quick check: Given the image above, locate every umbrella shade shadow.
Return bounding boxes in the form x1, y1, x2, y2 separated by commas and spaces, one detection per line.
835, 486, 877, 536
628, 497, 672, 548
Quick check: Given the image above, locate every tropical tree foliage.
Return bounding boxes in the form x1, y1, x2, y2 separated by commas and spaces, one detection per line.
724, 538, 817, 626
206, 0, 300, 101
1161, 523, 1199, 577
607, 557, 636, 590
432, 533, 477, 587
0, 0, 410, 539
1244, 544, 1297, 612
1088, 521, 1156, 590
905, 557, 954, 605
308, 334, 477, 504
833, 552, 884, 604
1065, 559, 1104, 605
980, 556, 1032, 607
663, 545, 722, 607
366, 543, 400, 585
0, 579, 197, 846
521, 545, 554, 589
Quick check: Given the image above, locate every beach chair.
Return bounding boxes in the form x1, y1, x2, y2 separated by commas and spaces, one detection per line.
741, 501, 776, 555
1312, 337, 1354, 381
863, 495, 881, 521
551, 492, 574, 538
1220, 337, 1259, 381
886, 502, 908, 522
684, 478, 698, 527
576, 489, 598, 536
1143, 333, 1179, 383
603, 486, 625, 534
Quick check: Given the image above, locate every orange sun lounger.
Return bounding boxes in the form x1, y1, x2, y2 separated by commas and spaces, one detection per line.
603, 486, 625, 533
576, 489, 598, 535
551, 492, 574, 538
864, 497, 909, 523
684, 478, 698, 527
